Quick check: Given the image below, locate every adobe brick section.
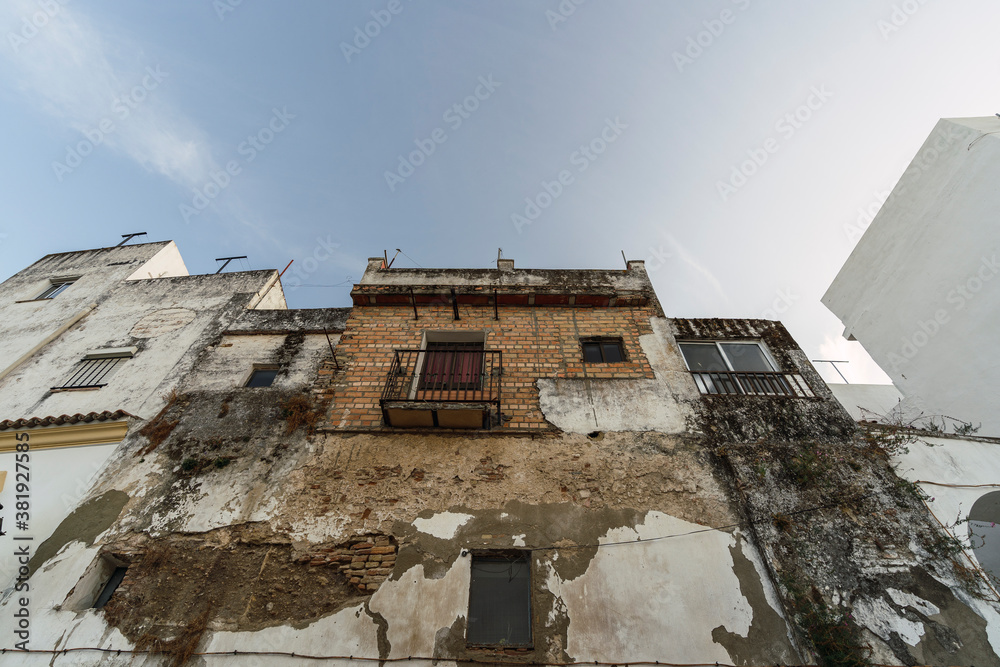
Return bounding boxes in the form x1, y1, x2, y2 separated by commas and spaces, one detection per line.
296, 534, 397, 592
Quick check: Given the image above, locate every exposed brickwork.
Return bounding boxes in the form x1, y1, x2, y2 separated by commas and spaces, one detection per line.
322, 303, 658, 430
295, 534, 397, 592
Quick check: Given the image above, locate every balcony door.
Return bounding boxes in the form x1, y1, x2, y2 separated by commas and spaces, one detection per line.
419, 342, 485, 391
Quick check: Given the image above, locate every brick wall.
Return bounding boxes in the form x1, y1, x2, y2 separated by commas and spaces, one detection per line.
323, 303, 657, 431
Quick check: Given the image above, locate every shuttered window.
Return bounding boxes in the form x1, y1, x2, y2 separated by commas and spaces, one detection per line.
467, 552, 532, 646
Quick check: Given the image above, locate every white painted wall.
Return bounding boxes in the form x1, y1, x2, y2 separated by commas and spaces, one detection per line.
823, 117, 1000, 436
828, 383, 903, 422
0, 442, 118, 589
186, 333, 335, 392
1, 246, 284, 422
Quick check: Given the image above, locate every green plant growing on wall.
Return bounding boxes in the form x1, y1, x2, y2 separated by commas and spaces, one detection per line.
782, 577, 871, 667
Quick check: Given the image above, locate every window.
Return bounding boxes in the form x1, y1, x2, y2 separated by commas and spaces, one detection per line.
54, 348, 134, 390
969, 491, 1000, 583
93, 566, 127, 609
245, 366, 279, 387
467, 552, 532, 647
36, 278, 76, 299
679, 341, 792, 395
581, 337, 625, 363
420, 342, 484, 390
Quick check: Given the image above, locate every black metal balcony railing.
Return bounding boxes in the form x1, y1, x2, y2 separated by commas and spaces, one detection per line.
690, 371, 814, 398
380, 348, 503, 407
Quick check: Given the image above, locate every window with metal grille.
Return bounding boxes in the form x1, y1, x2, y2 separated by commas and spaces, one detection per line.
581, 337, 625, 363
679, 341, 803, 396
467, 552, 532, 647
36, 279, 76, 299
55, 350, 134, 390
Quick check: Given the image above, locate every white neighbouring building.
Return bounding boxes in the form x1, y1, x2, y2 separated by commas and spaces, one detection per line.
823, 116, 1000, 438
0, 241, 286, 589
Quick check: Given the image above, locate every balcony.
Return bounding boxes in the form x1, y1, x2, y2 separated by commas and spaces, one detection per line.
690, 371, 815, 398
380, 347, 502, 428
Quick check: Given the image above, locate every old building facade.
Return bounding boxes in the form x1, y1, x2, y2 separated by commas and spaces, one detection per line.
2, 245, 999, 666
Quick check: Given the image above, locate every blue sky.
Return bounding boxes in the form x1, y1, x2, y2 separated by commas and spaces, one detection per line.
2, 0, 999, 384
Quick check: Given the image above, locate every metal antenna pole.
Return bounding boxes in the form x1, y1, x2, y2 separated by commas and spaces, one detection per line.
812, 360, 850, 384
215, 256, 248, 274
116, 232, 147, 246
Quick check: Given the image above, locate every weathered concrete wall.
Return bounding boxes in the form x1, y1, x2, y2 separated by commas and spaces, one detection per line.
0, 242, 172, 374
537, 317, 698, 433
1, 271, 282, 421
5, 259, 1000, 667
0, 418, 805, 666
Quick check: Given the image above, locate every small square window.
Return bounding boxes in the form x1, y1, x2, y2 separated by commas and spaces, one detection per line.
93, 566, 128, 609
245, 367, 279, 387
36, 279, 76, 299
467, 552, 532, 647
581, 337, 625, 363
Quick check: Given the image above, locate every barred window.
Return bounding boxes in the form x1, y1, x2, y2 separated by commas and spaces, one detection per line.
54, 349, 134, 390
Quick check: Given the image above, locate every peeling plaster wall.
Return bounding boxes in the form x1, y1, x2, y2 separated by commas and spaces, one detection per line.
543, 514, 797, 665
0, 443, 118, 587
1, 268, 283, 421
538, 317, 699, 433
6, 260, 1000, 666
0, 242, 173, 373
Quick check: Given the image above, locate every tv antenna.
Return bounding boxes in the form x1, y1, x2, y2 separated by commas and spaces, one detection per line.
215, 256, 248, 273
116, 232, 147, 246
812, 359, 850, 383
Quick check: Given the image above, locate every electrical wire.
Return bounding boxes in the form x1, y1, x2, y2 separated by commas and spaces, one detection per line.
914, 480, 1000, 488
398, 249, 423, 268
524, 492, 877, 554
0, 648, 917, 667
293, 279, 355, 288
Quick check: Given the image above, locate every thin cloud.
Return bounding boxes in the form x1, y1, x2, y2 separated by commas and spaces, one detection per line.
0, 0, 215, 188
663, 232, 730, 305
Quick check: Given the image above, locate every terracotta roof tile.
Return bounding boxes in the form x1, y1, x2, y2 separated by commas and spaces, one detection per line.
0, 410, 135, 431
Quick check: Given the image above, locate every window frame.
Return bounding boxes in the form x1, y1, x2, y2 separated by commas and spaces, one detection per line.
244, 365, 281, 388
410, 330, 488, 399
677, 340, 781, 373
93, 566, 128, 609
34, 277, 79, 300
580, 336, 627, 364
466, 550, 533, 648
678, 340, 791, 396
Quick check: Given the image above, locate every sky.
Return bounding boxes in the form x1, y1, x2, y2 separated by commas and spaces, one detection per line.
1, 1, 999, 385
